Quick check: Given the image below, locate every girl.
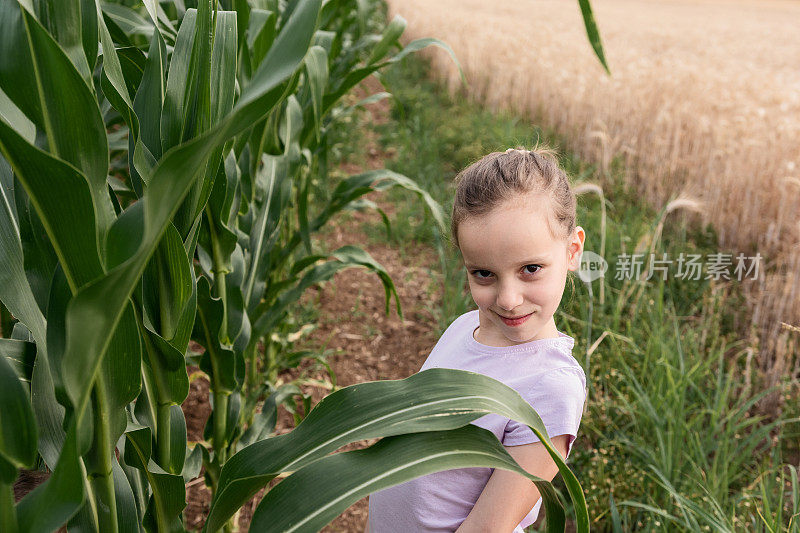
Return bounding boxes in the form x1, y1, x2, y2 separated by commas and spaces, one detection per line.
366, 147, 588, 533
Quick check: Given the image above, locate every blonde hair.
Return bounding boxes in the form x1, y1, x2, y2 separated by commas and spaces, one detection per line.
450, 146, 577, 249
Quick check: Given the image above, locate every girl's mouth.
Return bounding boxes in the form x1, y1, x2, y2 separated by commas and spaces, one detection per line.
498, 312, 533, 327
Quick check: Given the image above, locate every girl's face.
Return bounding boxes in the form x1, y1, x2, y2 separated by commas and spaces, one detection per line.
457, 194, 585, 347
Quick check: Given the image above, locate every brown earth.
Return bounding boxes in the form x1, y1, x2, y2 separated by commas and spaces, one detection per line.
181, 76, 453, 531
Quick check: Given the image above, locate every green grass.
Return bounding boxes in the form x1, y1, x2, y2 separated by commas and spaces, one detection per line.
338, 51, 800, 532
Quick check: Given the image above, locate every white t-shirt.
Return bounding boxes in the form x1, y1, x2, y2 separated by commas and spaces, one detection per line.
368, 309, 587, 532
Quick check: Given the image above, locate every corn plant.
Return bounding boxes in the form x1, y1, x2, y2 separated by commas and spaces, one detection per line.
0, 0, 605, 531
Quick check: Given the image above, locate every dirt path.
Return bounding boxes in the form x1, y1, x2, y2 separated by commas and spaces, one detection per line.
182, 78, 448, 531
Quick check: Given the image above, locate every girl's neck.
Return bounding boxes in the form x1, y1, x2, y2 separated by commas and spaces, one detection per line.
473, 315, 560, 348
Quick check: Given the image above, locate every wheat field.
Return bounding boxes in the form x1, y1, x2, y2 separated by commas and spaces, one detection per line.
386, 0, 800, 384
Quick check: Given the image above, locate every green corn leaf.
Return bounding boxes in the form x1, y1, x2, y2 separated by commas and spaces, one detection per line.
243, 153, 291, 311
250, 244, 400, 335
163, 9, 239, 237
189, 0, 214, 140
141, 328, 189, 388
183, 443, 203, 484
114, 46, 147, 95
13, 3, 115, 257
280, 94, 304, 157
141, 223, 194, 342
188, 11, 238, 230
0, 87, 35, 143
95, 0, 140, 144
131, 27, 167, 192
30, 270, 69, 468
288, 253, 327, 277
322, 36, 463, 117
166, 404, 188, 474
140, 0, 161, 28
101, 3, 155, 40
101, 8, 135, 47
0, 2, 44, 130
0, 338, 36, 384
246, 9, 277, 70
348, 198, 392, 240
236, 383, 303, 450
136, 224, 194, 416
194, 276, 243, 394
577, 0, 610, 74
225, 246, 251, 351
1, 459, 19, 528
160, 8, 199, 154
274, 168, 445, 282
205, 368, 588, 532
112, 456, 141, 533
312, 29, 335, 53
0, 348, 37, 470
38, 0, 93, 85
318, 168, 446, 236
100, 304, 143, 439
135, 0, 178, 40
80, 0, 99, 72
222, 0, 321, 139
354, 0, 369, 36
15, 424, 84, 533
305, 45, 328, 141
251, 425, 567, 533
231, 0, 250, 49
0, 119, 103, 293
210, 14, 239, 126
366, 14, 405, 65
13, 187, 58, 315
0, 157, 46, 347
330, 244, 400, 317
123, 421, 185, 533
201, 154, 239, 280
318, 0, 349, 30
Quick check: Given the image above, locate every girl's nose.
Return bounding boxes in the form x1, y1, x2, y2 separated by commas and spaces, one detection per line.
496, 282, 523, 311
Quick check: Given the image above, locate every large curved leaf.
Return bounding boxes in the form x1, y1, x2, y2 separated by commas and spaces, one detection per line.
204, 368, 588, 532
252, 425, 567, 533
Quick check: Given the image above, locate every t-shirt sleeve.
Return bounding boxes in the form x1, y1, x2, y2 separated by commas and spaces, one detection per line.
502, 366, 587, 455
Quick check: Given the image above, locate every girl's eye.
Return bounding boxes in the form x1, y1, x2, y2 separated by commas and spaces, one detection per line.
524, 264, 542, 275
471, 269, 492, 279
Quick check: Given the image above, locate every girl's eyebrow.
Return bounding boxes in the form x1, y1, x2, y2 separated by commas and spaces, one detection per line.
464, 257, 550, 269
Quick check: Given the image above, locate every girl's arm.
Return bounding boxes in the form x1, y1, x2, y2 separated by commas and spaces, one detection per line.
455, 434, 571, 533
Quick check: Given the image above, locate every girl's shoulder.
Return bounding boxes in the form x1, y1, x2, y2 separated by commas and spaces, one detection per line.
433, 309, 480, 345
418, 310, 480, 371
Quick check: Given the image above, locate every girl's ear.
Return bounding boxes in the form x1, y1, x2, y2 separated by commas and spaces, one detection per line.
567, 226, 586, 271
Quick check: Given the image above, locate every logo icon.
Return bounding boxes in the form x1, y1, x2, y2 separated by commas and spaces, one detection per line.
578, 250, 607, 282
